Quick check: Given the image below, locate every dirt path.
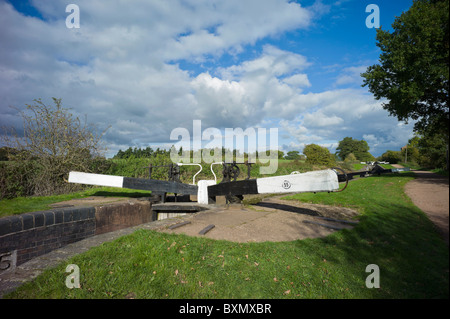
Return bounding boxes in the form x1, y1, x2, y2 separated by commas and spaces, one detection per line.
160, 197, 359, 243
403, 170, 449, 245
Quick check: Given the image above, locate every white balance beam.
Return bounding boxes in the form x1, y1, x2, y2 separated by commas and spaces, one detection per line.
207, 169, 340, 197
68, 171, 124, 188
256, 169, 339, 194
68, 171, 198, 195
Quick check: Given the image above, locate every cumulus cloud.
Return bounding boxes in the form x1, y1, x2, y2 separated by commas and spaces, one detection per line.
282, 74, 311, 89
219, 45, 310, 79
334, 65, 368, 87
277, 89, 415, 155
0, 0, 414, 158
0, 0, 314, 154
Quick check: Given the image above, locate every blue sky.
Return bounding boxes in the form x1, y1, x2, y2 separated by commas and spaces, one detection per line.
0, 0, 415, 159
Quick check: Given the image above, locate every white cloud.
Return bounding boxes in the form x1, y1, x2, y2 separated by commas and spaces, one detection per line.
334, 65, 368, 87
219, 45, 310, 80
277, 89, 416, 156
164, 0, 311, 60
282, 74, 311, 88
304, 112, 344, 127
0, 0, 414, 158
189, 45, 313, 128
0, 1, 313, 151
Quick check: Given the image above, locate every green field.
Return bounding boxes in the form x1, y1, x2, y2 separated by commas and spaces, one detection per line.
4, 172, 448, 299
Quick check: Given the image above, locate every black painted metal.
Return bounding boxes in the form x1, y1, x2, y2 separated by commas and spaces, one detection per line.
208, 179, 258, 197
122, 177, 198, 195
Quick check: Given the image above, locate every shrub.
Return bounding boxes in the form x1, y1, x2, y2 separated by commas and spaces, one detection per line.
380, 150, 402, 164
0, 98, 109, 198
303, 144, 336, 167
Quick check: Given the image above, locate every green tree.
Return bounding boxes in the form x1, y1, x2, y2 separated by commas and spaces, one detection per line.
361, 0, 449, 136
380, 150, 402, 164
344, 153, 357, 162
284, 151, 301, 160
416, 131, 448, 169
400, 136, 420, 164
0, 147, 17, 161
113, 149, 125, 159
303, 144, 335, 166
336, 137, 374, 162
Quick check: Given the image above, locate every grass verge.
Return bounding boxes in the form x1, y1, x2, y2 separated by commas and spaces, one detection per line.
0, 187, 152, 218
4, 173, 449, 299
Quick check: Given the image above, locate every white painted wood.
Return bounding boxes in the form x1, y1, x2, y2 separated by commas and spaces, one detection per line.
256, 169, 339, 194
68, 171, 124, 188
197, 180, 216, 204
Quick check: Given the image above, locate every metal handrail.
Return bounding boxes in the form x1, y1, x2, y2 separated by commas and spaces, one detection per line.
177, 163, 203, 185
210, 162, 224, 183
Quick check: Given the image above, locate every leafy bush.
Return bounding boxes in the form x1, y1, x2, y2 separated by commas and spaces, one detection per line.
0, 98, 109, 199
303, 144, 335, 166
0, 161, 35, 199
380, 150, 402, 164
344, 153, 357, 162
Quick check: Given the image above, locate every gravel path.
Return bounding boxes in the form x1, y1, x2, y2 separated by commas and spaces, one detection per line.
403, 170, 449, 245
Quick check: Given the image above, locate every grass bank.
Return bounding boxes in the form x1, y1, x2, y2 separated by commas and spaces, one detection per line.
4, 172, 449, 298
0, 187, 151, 218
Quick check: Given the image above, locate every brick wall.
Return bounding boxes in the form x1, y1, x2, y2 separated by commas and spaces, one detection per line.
95, 201, 153, 235
0, 200, 153, 272
0, 207, 96, 267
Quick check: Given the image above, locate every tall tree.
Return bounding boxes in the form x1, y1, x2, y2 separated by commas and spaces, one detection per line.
336, 137, 374, 162
284, 151, 301, 160
362, 0, 449, 136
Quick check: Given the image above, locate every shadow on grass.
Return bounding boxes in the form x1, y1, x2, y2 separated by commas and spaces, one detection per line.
293, 198, 449, 298
408, 171, 449, 186
277, 171, 448, 298
363, 171, 416, 179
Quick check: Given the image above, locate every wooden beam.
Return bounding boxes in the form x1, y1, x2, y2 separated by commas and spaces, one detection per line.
208, 169, 339, 197
168, 221, 191, 230
207, 179, 258, 197
68, 171, 198, 195
68, 171, 123, 188
123, 177, 198, 195
152, 203, 211, 212
198, 224, 215, 235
